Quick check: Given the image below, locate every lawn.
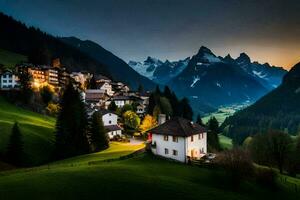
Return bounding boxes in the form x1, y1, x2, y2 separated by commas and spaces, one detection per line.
0, 49, 27, 69
219, 134, 233, 149
0, 151, 299, 200
51, 142, 145, 167
0, 97, 55, 165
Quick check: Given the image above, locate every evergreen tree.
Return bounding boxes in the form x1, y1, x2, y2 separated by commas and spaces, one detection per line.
18, 69, 32, 104
207, 117, 221, 151
147, 93, 157, 115
196, 114, 204, 126
90, 112, 109, 152
155, 85, 161, 95
55, 83, 89, 159
138, 84, 144, 94
40, 86, 53, 105
88, 75, 98, 89
5, 122, 24, 166
178, 98, 193, 120
108, 101, 118, 112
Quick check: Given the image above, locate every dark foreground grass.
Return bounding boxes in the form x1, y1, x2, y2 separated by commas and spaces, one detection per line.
0, 153, 299, 200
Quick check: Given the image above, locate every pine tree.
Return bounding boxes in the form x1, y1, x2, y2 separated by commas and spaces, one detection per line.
55, 83, 89, 159
5, 122, 24, 166
179, 98, 193, 120
207, 117, 221, 151
108, 101, 118, 112
90, 112, 109, 152
88, 75, 98, 89
196, 114, 204, 126
138, 84, 144, 94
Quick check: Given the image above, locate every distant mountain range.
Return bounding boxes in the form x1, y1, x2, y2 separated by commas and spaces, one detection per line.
60, 37, 155, 90
0, 12, 155, 90
129, 46, 287, 113
128, 57, 190, 84
222, 62, 300, 143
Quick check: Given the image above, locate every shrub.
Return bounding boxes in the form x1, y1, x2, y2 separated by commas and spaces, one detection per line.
255, 167, 278, 189
216, 148, 254, 186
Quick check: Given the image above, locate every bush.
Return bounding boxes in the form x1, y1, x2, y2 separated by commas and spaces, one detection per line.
216, 148, 254, 186
255, 167, 278, 189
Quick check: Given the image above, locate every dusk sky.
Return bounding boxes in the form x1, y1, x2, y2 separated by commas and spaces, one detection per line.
0, 0, 299, 69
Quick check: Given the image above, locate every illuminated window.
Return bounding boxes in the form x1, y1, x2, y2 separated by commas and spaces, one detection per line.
172, 136, 178, 142
163, 135, 168, 141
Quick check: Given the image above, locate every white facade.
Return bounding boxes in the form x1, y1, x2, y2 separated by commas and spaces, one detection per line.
101, 112, 123, 139
0, 72, 19, 89
107, 129, 122, 139
151, 132, 207, 163
99, 82, 114, 96
102, 112, 118, 126
115, 100, 125, 108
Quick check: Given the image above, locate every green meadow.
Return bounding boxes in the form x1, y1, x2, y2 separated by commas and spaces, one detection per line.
0, 49, 27, 69
0, 97, 55, 165
0, 146, 299, 200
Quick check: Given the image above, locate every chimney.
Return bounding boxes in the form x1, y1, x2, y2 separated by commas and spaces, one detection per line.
158, 114, 166, 125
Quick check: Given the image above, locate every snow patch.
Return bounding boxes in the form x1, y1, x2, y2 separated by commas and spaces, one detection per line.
190, 76, 200, 88
203, 53, 221, 63
216, 82, 221, 87
252, 70, 267, 78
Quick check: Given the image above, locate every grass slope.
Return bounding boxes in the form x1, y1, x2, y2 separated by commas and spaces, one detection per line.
0, 49, 27, 68
218, 134, 233, 149
0, 142, 299, 200
0, 97, 55, 165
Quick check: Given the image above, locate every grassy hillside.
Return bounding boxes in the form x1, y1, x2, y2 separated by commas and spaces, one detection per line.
0, 97, 55, 165
0, 49, 27, 68
0, 142, 299, 200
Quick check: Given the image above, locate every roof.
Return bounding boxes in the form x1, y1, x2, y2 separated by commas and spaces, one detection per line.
94, 74, 111, 81
111, 95, 143, 101
148, 117, 206, 137
85, 90, 108, 101
105, 125, 122, 132
97, 109, 117, 116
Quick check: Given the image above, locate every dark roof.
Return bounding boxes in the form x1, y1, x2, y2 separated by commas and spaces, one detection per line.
111, 95, 143, 101
97, 109, 117, 116
105, 125, 122, 131
148, 117, 206, 137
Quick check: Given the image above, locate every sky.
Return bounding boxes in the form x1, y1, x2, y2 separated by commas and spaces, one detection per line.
0, 0, 299, 69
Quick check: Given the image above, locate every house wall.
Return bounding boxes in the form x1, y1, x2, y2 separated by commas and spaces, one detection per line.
100, 82, 114, 96
114, 100, 125, 108
102, 113, 118, 126
0, 73, 19, 89
151, 134, 186, 162
186, 132, 207, 159
108, 130, 122, 139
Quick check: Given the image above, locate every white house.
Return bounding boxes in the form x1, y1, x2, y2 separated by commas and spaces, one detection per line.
98, 82, 114, 96
98, 110, 123, 139
0, 70, 19, 89
148, 116, 207, 163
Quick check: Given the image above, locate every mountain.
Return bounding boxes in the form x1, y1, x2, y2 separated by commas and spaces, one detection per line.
128, 57, 190, 84
222, 62, 300, 144
169, 47, 271, 111
0, 12, 155, 90
234, 53, 286, 89
60, 37, 155, 90
129, 46, 287, 114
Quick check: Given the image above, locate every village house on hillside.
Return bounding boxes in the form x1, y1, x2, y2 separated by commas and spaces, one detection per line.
148, 115, 207, 163
98, 110, 123, 139
84, 89, 110, 108
0, 69, 19, 89
107, 95, 144, 108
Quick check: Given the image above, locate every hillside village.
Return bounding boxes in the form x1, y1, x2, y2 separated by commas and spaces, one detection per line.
0, 57, 210, 164
0, 5, 300, 200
